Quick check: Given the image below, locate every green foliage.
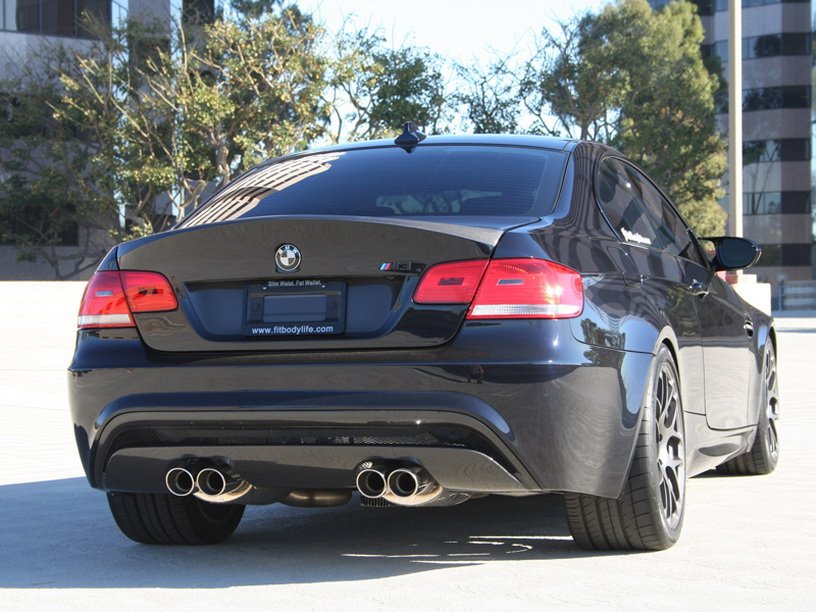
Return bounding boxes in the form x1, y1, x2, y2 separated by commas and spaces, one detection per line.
520, 16, 623, 141
329, 28, 448, 140
142, 7, 330, 197
524, 0, 727, 235
0, 0, 732, 278
0, 5, 455, 279
0, 5, 332, 276
455, 59, 519, 134
0, 54, 117, 278
228, 0, 282, 19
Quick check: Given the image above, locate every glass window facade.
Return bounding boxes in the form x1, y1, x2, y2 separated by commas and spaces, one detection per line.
715, 0, 809, 12
0, 202, 79, 246
654, 0, 815, 278
656, 1, 713, 16
742, 86, 811, 112
756, 243, 811, 266
0, 0, 112, 38
744, 191, 811, 215
743, 139, 811, 163
718, 86, 812, 113
703, 33, 811, 64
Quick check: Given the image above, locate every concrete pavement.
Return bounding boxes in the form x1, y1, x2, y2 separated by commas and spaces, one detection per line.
1, 281, 814, 610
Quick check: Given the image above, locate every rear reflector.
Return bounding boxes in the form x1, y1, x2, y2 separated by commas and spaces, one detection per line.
413, 260, 489, 304
468, 258, 583, 319
78, 270, 178, 329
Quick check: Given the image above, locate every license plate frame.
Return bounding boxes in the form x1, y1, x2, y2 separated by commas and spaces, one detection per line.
244, 279, 346, 337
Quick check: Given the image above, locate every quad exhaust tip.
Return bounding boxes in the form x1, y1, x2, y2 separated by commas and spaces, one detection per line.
356, 463, 469, 507
164, 464, 262, 504
164, 465, 230, 498
196, 467, 228, 497
165, 467, 195, 497
388, 467, 422, 498
356, 468, 388, 499
356, 464, 437, 503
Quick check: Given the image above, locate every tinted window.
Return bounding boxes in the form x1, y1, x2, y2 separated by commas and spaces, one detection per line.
636, 173, 707, 266
754, 243, 811, 267
744, 190, 811, 214
5, 0, 111, 38
637, 175, 689, 257
743, 138, 810, 163
715, 0, 809, 11
180, 146, 567, 228
742, 86, 811, 112
598, 158, 707, 266
596, 158, 661, 249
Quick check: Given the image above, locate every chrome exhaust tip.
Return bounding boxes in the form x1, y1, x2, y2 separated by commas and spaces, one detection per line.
165, 467, 195, 497
356, 468, 388, 499
196, 467, 227, 497
387, 467, 424, 498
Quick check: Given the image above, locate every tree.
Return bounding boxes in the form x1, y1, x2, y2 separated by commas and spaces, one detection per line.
520, 16, 624, 141
89, 6, 329, 221
0, 48, 122, 279
455, 58, 519, 134
0, 5, 331, 277
328, 28, 449, 141
523, 0, 727, 235
227, 0, 281, 19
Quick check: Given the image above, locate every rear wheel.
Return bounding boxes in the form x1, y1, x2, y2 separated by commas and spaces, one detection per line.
717, 342, 779, 476
565, 345, 685, 551
107, 492, 245, 545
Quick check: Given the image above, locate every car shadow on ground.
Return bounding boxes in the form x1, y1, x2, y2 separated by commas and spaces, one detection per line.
0, 477, 634, 588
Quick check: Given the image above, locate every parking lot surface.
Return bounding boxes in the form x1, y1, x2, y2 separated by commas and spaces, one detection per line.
1, 282, 814, 610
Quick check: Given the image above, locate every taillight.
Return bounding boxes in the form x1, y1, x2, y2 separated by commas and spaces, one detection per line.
78, 270, 178, 329
412, 257, 583, 319
468, 258, 583, 319
413, 260, 489, 304
121, 271, 179, 313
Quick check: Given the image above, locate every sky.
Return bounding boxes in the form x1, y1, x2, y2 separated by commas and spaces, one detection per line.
298, 0, 610, 65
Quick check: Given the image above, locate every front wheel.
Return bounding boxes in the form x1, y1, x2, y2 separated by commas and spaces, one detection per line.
565, 345, 686, 551
107, 492, 245, 545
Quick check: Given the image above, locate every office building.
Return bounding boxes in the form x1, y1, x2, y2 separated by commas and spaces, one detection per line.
652, 0, 813, 283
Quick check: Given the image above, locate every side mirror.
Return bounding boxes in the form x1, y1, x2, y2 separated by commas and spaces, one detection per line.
701, 236, 761, 271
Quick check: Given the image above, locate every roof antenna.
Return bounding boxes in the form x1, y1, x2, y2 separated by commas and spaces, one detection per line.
394, 122, 426, 152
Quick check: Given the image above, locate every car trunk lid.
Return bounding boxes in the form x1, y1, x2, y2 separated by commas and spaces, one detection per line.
115, 215, 536, 352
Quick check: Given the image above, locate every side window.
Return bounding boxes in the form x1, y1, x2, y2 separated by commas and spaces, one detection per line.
596, 158, 661, 249
635, 169, 710, 267
597, 157, 710, 268
637, 175, 688, 256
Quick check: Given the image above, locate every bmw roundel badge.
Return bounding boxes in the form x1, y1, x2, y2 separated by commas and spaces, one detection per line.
275, 243, 301, 273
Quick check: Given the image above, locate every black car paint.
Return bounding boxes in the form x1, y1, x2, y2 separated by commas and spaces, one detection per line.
115, 217, 526, 352
68, 136, 773, 503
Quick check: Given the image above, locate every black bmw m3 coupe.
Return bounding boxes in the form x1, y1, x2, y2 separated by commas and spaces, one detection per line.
69, 130, 779, 551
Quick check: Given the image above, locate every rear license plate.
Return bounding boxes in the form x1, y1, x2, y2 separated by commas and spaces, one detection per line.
244, 280, 346, 337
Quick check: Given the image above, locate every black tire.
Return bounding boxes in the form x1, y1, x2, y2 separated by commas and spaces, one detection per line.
107, 492, 245, 545
565, 345, 686, 551
717, 342, 779, 476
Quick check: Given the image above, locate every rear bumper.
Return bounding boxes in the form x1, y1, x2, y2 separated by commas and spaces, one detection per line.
69, 321, 654, 499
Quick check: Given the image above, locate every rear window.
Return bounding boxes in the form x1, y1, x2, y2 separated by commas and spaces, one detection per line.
179, 145, 567, 228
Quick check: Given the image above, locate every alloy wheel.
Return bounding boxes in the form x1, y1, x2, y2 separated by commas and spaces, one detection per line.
655, 362, 684, 531
765, 347, 780, 460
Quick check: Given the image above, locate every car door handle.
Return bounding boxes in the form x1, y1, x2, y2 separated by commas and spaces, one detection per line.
687, 280, 709, 297
743, 319, 754, 337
